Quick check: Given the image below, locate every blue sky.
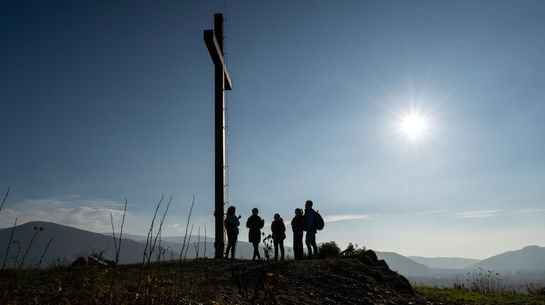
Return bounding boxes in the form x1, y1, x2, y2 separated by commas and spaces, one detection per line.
1, 0, 545, 259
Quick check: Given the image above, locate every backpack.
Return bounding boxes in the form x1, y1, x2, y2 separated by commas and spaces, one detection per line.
224, 216, 234, 230
314, 211, 324, 231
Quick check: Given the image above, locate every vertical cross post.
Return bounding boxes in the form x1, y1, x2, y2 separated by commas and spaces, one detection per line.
204, 13, 232, 259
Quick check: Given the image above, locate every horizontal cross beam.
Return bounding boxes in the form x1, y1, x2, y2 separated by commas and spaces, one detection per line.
204, 29, 233, 90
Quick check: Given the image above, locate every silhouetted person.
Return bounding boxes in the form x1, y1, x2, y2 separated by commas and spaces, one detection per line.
291, 208, 306, 260
246, 208, 264, 260
304, 200, 318, 258
271, 213, 286, 260
224, 206, 241, 259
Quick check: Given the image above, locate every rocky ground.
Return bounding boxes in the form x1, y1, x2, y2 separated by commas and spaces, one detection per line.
209, 254, 425, 304
0, 250, 429, 304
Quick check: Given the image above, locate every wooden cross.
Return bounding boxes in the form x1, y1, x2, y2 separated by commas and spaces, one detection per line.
204, 13, 232, 259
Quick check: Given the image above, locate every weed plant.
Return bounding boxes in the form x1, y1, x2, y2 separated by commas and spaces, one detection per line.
317, 241, 340, 258
466, 267, 506, 294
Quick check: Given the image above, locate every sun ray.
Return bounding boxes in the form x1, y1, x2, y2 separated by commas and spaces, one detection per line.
399, 111, 429, 142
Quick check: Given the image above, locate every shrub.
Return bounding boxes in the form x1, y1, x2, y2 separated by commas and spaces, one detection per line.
466, 268, 505, 294
525, 283, 545, 296
352, 245, 367, 257
317, 241, 340, 258
453, 276, 465, 289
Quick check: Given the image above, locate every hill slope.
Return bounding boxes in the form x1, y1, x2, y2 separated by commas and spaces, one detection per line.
376, 251, 434, 276
0, 221, 285, 267
409, 256, 479, 269
0, 221, 177, 267
468, 245, 545, 272
0, 253, 424, 304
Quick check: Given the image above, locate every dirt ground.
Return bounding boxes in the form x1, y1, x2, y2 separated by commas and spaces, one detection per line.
1, 255, 430, 305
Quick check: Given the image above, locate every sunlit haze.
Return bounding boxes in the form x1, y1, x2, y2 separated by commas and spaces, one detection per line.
1, 0, 545, 260
399, 111, 429, 142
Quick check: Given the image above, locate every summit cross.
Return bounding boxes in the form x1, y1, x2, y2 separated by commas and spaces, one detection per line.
204, 13, 232, 259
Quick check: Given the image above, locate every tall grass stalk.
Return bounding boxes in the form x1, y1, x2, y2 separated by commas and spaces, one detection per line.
18, 226, 43, 270
156, 230, 163, 262
148, 195, 173, 264
138, 195, 164, 288
0, 185, 10, 212
184, 224, 194, 259
180, 195, 195, 259
35, 237, 54, 269
109, 198, 128, 303
109, 210, 118, 257
116, 198, 128, 264
194, 226, 201, 259
467, 268, 505, 294
141, 195, 164, 265
2, 218, 17, 269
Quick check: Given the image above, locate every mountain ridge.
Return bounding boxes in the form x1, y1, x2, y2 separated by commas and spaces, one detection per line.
468, 245, 545, 272
2, 221, 544, 275
409, 255, 480, 269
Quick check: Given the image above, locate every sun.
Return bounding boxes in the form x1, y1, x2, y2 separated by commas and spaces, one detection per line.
399, 111, 429, 141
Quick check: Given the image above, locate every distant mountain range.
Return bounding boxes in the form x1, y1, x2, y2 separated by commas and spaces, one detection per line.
0, 221, 284, 267
377, 247, 545, 289
1, 221, 544, 278
409, 256, 479, 269
375, 251, 434, 277
377, 246, 545, 278
102, 233, 214, 244
0, 221, 173, 267
468, 245, 545, 273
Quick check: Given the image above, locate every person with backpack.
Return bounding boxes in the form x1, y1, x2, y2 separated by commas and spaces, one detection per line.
304, 200, 320, 258
291, 208, 306, 260
246, 208, 264, 260
271, 213, 286, 260
224, 206, 241, 259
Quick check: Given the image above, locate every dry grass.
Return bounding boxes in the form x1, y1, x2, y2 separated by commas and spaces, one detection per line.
0, 258, 427, 305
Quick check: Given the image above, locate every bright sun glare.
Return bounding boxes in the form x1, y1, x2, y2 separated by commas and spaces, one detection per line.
399, 112, 429, 141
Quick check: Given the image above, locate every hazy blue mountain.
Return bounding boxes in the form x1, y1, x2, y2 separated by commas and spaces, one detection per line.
103, 232, 214, 255
0, 221, 178, 267
409, 256, 479, 269
468, 245, 545, 273
0, 221, 283, 267
103, 233, 214, 244
376, 251, 434, 276
107, 232, 293, 260
10, 221, 543, 275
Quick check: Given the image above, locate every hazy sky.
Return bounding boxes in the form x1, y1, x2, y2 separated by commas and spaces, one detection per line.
1, 0, 545, 259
